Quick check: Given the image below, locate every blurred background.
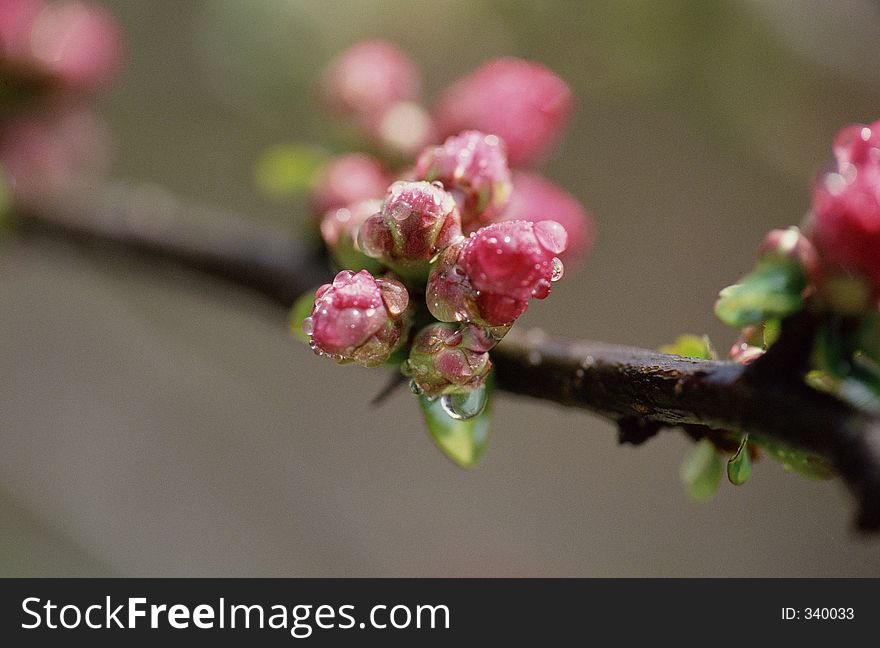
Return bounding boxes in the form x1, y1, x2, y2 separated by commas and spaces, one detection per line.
2, 0, 880, 576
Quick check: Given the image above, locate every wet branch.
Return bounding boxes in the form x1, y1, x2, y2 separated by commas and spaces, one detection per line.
10, 183, 880, 532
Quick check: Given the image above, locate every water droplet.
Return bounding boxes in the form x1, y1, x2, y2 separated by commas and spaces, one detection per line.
440, 386, 488, 420
550, 257, 564, 282
409, 380, 424, 395
301, 316, 314, 336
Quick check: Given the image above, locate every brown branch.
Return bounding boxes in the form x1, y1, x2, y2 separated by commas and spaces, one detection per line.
9, 182, 880, 532
491, 328, 880, 532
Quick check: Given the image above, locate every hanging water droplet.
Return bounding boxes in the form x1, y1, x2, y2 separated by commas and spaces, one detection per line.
550, 257, 564, 282
301, 316, 314, 336
440, 386, 488, 421
409, 380, 424, 395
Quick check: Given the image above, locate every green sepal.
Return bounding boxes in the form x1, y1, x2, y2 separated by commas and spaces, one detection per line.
715, 258, 806, 329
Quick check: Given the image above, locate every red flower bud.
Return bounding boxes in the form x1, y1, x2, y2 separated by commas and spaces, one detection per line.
303, 270, 410, 367
427, 220, 567, 326
311, 153, 390, 216
414, 130, 512, 230
809, 121, 880, 296
405, 323, 494, 396
319, 40, 420, 133
498, 170, 594, 263
358, 180, 462, 276
433, 58, 572, 167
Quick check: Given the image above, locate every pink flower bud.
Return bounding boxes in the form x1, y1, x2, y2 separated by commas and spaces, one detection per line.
358, 180, 462, 276
303, 269, 410, 367
433, 58, 572, 167
427, 220, 567, 326
498, 170, 594, 263
405, 323, 493, 396
311, 153, 390, 216
319, 40, 420, 133
319, 198, 384, 272
809, 121, 880, 296
27, 1, 123, 90
757, 227, 819, 281
415, 130, 512, 230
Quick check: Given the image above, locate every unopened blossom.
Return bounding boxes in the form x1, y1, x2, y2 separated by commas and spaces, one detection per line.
358, 180, 462, 276
808, 120, 880, 297
433, 58, 572, 167
311, 153, 390, 216
499, 170, 594, 263
303, 270, 410, 367
427, 219, 567, 326
415, 130, 511, 229
405, 323, 495, 396
319, 39, 421, 132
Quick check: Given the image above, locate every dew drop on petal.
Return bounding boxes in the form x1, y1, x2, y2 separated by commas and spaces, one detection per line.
550, 257, 564, 282
409, 380, 424, 395
440, 386, 488, 420
301, 316, 314, 336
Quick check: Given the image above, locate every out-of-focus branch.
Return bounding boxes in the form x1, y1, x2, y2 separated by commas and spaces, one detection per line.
16, 182, 329, 305
9, 182, 880, 532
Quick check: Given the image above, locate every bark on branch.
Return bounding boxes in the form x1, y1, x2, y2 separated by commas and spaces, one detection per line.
10, 183, 880, 532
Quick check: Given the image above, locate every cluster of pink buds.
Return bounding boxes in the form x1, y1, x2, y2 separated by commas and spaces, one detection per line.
301, 41, 594, 409
0, 0, 122, 204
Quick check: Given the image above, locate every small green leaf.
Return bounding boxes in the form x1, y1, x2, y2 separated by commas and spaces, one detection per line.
420, 383, 492, 468
659, 334, 716, 360
714, 258, 806, 328
255, 144, 330, 200
290, 289, 318, 343
727, 435, 752, 485
750, 434, 835, 480
680, 439, 723, 501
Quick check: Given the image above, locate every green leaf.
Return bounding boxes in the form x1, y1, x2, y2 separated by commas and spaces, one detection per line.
659, 334, 716, 360
749, 434, 835, 480
420, 383, 492, 468
254, 144, 330, 200
727, 435, 752, 485
290, 289, 318, 343
680, 439, 723, 501
714, 258, 806, 328
813, 317, 880, 413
